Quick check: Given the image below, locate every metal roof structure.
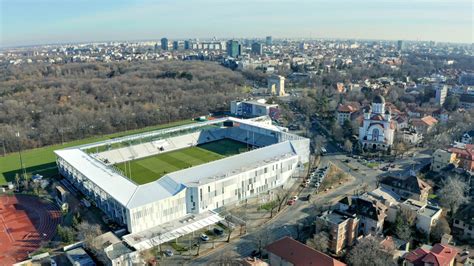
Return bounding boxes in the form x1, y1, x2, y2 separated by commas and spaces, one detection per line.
55, 117, 302, 209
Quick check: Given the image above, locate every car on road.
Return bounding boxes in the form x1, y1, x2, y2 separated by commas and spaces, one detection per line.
287, 199, 296, 205
164, 249, 174, 257
200, 234, 210, 241
343, 159, 350, 163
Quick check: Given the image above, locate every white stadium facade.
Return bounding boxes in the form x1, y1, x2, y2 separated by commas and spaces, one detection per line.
55, 117, 309, 250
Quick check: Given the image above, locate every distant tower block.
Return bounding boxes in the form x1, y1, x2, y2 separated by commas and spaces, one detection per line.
268, 75, 285, 96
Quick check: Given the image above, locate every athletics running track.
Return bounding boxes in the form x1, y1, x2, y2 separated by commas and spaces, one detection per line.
0, 194, 61, 265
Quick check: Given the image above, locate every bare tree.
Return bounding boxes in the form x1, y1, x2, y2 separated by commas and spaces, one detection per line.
306, 231, 329, 253
347, 237, 396, 266
343, 139, 353, 153
431, 217, 451, 242
77, 221, 107, 264
437, 177, 469, 215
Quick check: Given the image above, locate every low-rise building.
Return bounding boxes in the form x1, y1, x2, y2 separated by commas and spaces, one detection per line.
265, 237, 346, 266
398, 127, 423, 145
399, 199, 442, 235
411, 115, 438, 134
379, 175, 431, 202
336, 102, 360, 125
230, 99, 280, 119
449, 144, 474, 172
461, 130, 474, 145
337, 196, 387, 236
403, 243, 458, 266
315, 210, 359, 255
431, 149, 457, 172
65, 248, 95, 266
452, 204, 474, 240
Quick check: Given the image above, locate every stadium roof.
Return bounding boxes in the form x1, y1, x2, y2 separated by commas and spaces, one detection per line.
55, 117, 303, 210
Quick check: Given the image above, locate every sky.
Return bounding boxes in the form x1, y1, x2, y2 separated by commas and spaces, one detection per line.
0, 0, 472, 47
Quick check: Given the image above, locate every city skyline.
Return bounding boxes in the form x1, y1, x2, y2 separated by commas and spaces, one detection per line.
1, 0, 472, 47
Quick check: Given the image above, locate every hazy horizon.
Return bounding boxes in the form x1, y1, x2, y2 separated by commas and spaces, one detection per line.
1, 0, 472, 47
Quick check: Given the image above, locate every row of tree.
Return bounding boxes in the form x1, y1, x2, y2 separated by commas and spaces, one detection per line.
0, 61, 246, 153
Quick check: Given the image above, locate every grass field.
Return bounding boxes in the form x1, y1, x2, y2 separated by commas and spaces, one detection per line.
0, 120, 195, 185
115, 139, 249, 185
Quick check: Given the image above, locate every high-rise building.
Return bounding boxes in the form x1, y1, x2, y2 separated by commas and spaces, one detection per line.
173, 41, 179, 50
251, 42, 263, 55
184, 40, 191, 50
161, 38, 169, 50
266, 36, 273, 46
435, 85, 448, 106
226, 40, 241, 57
397, 40, 405, 51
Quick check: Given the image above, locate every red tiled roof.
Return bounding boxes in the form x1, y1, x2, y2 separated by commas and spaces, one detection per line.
265, 237, 346, 266
404, 244, 458, 266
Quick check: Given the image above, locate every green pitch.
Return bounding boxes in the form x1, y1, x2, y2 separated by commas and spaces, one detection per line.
115, 139, 249, 184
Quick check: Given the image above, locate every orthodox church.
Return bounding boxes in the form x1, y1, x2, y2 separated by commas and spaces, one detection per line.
359, 95, 395, 150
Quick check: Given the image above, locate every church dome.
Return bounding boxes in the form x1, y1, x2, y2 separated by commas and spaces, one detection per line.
373, 95, 385, 104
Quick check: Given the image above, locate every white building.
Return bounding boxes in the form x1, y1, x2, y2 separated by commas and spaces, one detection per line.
55, 117, 309, 249
435, 85, 448, 106
230, 99, 279, 119
268, 75, 285, 96
359, 95, 395, 150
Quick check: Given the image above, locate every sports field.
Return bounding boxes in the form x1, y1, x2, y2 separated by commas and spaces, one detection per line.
115, 139, 249, 184
0, 120, 194, 185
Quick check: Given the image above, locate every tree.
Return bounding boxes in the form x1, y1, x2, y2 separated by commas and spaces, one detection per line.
394, 208, 417, 242
306, 231, 329, 253
343, 139, 353, 153
431, 217, 451, 242
347, 237, 396, 266
437, 177, 469, 215
57, 225, 75, 244
77, 221, 107, 264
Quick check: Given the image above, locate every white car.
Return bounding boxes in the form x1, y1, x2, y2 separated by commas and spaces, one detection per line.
200, 234, 210, 241
291, 196, 299, 201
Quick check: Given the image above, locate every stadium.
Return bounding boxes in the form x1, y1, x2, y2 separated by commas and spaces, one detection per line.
55, 117, 309, 249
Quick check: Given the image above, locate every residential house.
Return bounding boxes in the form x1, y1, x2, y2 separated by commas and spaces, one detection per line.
315, 210, 359, 255
94, 232, 139, 266
336, 102, 360, 125
448, 144, 474, 171
337, 196, 387, 236
452, 204, 474, 240
379, 236, 410, 261
403, 243, 458, 266
431, 149, 457, 173
461, 130, 474, 145
411, 115, 438, 134
399, 199, 442, 236
241, 257, 269, 266
366, 187, 401, 223
379, 175, 432, 202
265, 237, 346, 266
398, 127, 423, 145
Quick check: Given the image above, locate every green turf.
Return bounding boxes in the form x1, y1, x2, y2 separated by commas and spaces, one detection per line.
0, 120, 195, 185
115, 139, 249, 185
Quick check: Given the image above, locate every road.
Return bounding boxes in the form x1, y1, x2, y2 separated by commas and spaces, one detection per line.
189, 145, 432, 264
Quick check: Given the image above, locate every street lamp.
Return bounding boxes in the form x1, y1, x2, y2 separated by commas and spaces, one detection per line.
16, 132, 27, 178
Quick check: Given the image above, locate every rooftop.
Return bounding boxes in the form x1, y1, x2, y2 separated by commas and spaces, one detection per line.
265, 237, 346, 266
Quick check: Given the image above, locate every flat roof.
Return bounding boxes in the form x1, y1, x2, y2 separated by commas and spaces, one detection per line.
56, 117, 305, 210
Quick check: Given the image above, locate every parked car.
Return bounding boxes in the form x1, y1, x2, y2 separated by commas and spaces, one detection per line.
291, 196, 299, 201
164, 249, 174, 257
304, 179, 310, 184
306, 194, 311, 200
213, 227, 224, 236
200, 234, 210, 241
287, 199, 296, 205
